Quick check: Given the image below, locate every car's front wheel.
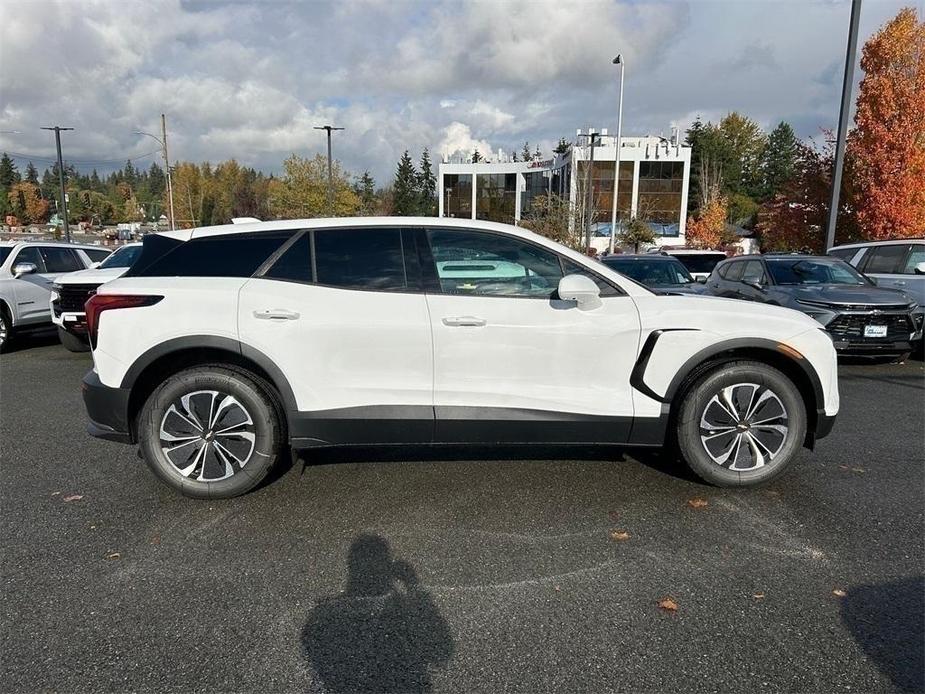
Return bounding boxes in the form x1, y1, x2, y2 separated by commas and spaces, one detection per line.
675, 361, 807, 487
137, 365, 284, 499
0, 305, 12, 353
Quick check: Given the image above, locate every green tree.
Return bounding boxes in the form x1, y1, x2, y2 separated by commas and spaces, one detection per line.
0, 153, 18, 188
534, 145, 542, 161
24, 162, 38, 185
553, 138, 570, 155
761, 122, 798, 200
267, 154, 358, 220
520, 193, 583, 250
417, 148, 437, 216
471, 148, 482, 163
354, 170, 377, 215
392, 150, 418, 215
618, 218, 657, 253
521, 141, 532, 161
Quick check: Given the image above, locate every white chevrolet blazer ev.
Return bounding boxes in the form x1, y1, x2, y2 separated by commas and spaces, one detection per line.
81, 217, 839, 499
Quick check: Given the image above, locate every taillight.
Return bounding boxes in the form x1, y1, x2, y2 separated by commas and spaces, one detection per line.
85, 294, 163, 344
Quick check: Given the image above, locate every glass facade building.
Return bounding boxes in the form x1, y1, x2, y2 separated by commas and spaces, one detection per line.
438, 134, 691, 247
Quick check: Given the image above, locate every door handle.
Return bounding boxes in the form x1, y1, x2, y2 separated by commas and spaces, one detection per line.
442, 315, 486, 327
894, 280, 906, 286
253, 308, 300, 320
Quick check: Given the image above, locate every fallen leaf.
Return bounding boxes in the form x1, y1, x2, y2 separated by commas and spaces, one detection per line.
839, 464, 850, 471
610, 530, 631, 541
106, 552, 121, 561
832, 588, 847, 597
63, 494, 84, 502
753, 592, 766, 600
50, 491, 61, 496
554, 585, 560, 592
687, 498, 709, 509
851, 467, 865, 473
150, 535, 161, 545
657, 596, 679, 612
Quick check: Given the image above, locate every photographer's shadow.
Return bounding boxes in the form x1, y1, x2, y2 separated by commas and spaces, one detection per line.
301, 534, 453, 693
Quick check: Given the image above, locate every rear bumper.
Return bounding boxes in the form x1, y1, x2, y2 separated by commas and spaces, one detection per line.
81, 370, 133, 444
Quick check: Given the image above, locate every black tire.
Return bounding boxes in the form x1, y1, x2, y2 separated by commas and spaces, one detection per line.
137, 365, 284, 499
57, 326, 91, 353
0, 304, 12, 353
675, 360, 807, 487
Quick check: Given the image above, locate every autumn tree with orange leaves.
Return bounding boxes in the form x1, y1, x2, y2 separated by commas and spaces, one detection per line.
848, 7, 925, 239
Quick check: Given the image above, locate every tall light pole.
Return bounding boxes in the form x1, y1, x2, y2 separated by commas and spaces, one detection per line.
314, 125, 344, 216
825, 0, 862, 251
609, 54, 625, 254
577, 129, 602, 250
134, 114, 176, 230
40, 126, 74, 242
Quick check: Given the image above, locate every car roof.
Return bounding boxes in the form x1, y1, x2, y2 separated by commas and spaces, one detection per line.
831, 238, 924, 250
0, 240, 107, 250
661, 249, 726, 255
604, 254, 681, 261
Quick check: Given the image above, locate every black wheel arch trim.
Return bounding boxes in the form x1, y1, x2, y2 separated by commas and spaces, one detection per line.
632, 331, 827, 439
119, 335, 299, 414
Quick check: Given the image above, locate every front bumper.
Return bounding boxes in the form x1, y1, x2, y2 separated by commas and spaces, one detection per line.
799, 305, 919, 355
81, 370, 133, 444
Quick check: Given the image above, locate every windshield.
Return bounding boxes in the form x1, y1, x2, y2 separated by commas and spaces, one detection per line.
99, 245, 143, 269
604, 258, 693, 286
0, 247, 12, 266
673, 253, 726, 274
766, 258, 869, 285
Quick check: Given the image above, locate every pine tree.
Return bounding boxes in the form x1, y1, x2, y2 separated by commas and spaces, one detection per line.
417, 148, 437, 216
392, 150, 418, 215
355, 170, 377, 215
25, 162, 39, 185
760, 122, 798, 200
512, 151, 519, 162
553, 138, 570, 155
0, 153, 18, 188
521, 142, 532, 161
471, 148, 482, 163
534, 145, 542, 161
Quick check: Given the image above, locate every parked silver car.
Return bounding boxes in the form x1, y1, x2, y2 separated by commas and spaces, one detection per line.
0, 241, 111, 352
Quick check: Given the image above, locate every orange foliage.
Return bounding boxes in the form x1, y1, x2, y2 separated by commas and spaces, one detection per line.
686, 197, 729, 249
848, 7, 925, 239
7, 182, 49, 225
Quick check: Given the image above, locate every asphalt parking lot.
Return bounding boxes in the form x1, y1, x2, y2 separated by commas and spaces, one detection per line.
1, 333, 923, 694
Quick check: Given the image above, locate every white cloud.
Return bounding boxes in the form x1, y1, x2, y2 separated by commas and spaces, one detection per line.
437, 123, 495, 162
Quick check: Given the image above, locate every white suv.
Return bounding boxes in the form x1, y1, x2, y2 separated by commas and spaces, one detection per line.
0, 241, 112, 352
81, 218, 839, 499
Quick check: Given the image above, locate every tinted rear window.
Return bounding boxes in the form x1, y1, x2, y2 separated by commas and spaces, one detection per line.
265, 233, 312, 282
83, 248, 112, 263
313, 228, 407, 291
674, 253, 725, 274
131, 231, 293, 277
0, 248, 12, 265
861, 244, 911, 274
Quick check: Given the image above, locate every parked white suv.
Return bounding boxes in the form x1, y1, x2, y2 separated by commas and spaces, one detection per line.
51, 243, 142, 352
0, 241, 111, 352
81, 218, 839, 498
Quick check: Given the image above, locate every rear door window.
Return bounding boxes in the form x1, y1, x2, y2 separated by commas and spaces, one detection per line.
861, 245, 910, 274
901, 244, 925, 274
40, 247, 83, 273
264, 233, 312, 283
313, 228, 409, 291
741, 260, 766, 285
725, 261, 746, 281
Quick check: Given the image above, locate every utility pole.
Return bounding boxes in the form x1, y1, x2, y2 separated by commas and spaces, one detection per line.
161, 114, 176, 230
40, 126, 74, 242
314, 125, 344, 216
577, 129, 602, 250
825, 0, 862, 251
609, 54, 625, 254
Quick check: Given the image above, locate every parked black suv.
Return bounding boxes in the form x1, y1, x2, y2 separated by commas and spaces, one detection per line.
705, 254, 922, 356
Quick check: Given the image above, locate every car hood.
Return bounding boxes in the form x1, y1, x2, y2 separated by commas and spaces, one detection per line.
55, 266, 129, 285
783, 284, 914, 306
651, 284, 705, 296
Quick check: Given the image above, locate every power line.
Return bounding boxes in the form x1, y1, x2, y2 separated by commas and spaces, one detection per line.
1, 149, 161, 166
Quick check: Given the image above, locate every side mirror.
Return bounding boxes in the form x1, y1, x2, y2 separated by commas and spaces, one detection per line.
558, 274, 602, 310
914, 262, 925, 275
12, 262, 37, 278
696, 276, 707, 284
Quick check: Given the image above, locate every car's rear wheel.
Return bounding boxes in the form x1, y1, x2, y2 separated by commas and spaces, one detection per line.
137, 365, 284, 499
57, 327, 90, 353
0, 305, 12, 353
676, 361, 806, 487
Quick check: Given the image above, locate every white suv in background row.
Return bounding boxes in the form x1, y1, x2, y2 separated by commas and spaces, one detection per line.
81, 217, 839, 499
51, 243, 143, 352
0, 241, 111, 352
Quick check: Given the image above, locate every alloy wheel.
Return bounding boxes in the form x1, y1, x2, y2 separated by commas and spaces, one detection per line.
0, 313, 7, 349
159, 390, 256, 482
699, 382, 789, 471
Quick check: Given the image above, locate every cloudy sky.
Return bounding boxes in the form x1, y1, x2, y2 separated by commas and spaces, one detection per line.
0, 0, 919, 185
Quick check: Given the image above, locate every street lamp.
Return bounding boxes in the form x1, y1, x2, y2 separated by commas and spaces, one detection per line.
314, 125, 344, 216
609, 54, 625, 254
134, 114, 176, 230
40, 126, 74, 242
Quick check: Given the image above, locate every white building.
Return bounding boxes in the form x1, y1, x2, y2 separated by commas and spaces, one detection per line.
438, 130, 692, 250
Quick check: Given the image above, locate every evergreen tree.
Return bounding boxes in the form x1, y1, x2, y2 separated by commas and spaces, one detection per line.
41, 167, 57, 201
553, 138, 570, 155
147, 162, 166, 198
521, 142, 532, 161
123, 160, 137, 188
760, 122, 798, 200
471, 148, 482, 163
25, 162, 39, 185
392, 150, 418, 215
89, 169, 102, 192
511, 151, 519, 162
354, 170, 377, 215
417, 148, 437, 216
534, 145, 542, 161
0, 153, 18, 188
